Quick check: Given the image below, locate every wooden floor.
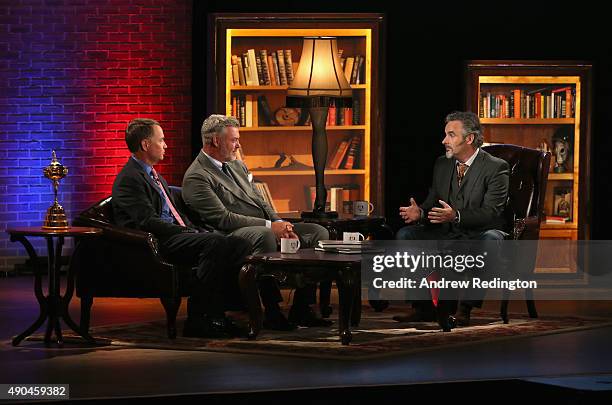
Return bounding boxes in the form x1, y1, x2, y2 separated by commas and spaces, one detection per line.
1, 274, 612, 402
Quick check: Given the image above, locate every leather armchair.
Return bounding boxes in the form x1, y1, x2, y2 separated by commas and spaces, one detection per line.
482, 144, 551, 323
71, 186, 261, 339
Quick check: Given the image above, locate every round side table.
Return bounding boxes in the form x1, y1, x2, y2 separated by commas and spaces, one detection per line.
7, 227, 102, 346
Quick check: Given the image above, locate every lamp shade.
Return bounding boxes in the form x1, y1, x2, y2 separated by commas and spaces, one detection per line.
287, 37, 352, 98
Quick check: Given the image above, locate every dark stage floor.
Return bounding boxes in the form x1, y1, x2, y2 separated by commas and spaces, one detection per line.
1, 275, 612, 402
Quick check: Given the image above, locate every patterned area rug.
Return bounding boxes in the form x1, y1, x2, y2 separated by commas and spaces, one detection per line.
42, 307, 612, 360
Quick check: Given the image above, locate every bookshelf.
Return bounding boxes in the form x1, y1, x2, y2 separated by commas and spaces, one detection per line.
210, 14, 385, 215
466, 61, 592, 274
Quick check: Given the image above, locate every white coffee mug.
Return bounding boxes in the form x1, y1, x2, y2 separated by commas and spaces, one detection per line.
353, 200, 374, 216
343, 232, 365, 242
280, 238, 301, 254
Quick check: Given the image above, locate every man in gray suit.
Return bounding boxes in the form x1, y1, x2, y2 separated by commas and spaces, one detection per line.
395, 111, 509, 327
182, 114, 331, 330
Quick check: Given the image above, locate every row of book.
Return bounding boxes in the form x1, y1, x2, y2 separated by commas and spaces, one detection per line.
339, 53, 366, 85
231, 49, 295, 87
479, 87, 575, 119
326, 99, 361, 126
305, 184, 360, 212
329, 136, 362, 169
230, 95, 361, 127
230, 49, 366, 87
545, 215, 571, 224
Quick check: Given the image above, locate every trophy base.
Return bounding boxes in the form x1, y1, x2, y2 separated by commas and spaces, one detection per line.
43, 203, 69, 229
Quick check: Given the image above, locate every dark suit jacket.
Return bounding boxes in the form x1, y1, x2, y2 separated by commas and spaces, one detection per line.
421, 149, 509, 237
112, 157, 196, 240
182, 152, 280, 232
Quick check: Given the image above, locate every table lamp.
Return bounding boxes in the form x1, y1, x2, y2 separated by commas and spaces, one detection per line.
287, 36, 352, 219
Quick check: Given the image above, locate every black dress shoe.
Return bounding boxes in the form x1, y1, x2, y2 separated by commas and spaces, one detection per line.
288, 306, 333, 327
183, 316, 233, 339
263, 309, 297, 331
455, 305, 472, 326
222, 316, 249, 338
392, 308, 436, 322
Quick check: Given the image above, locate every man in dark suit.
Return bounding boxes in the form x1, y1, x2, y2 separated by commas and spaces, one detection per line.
395, 111, 509, 328
112, 118, 252, 338
182, 114, 331, 330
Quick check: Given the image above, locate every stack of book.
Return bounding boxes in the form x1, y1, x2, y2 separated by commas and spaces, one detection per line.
315, 240, 383, 254
545, 215, 570, 224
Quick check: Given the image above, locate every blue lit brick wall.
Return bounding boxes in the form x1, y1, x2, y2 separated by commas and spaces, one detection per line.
0, 0, 193, 271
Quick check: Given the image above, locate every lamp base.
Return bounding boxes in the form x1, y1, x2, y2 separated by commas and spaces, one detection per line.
301, 210, 339, 219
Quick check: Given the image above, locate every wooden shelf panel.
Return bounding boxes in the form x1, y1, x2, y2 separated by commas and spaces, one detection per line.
548, 173, 574, 180
481, 118, 575, 124
251, 169, 366, 176
231, 84, 367, 90
240, 125, 366, 132
541, 223, 578, 230
479, 76, 580, 84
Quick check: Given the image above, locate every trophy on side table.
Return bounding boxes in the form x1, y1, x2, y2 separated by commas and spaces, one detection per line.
42, 150, 69, 229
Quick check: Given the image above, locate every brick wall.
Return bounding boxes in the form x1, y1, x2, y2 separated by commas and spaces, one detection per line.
0, 0, 193, 271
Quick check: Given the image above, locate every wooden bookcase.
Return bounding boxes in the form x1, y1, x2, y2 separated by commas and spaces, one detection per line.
466, 61, 592, 275
210, 14, 385, 215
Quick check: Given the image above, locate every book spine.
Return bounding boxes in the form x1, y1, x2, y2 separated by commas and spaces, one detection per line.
350, 55, 359, 84
343, 136, 362, 169
277, 49, 287, 85
259, 49, 271, 86
284, 49, 294, 85
352, 99, 360, 125
328, 100, 337, 127
254, 51, 264, 85
271, 51, 281, 86
239, 95, 246, 127
247, 49, 259, 86
329, 139, 350, 169
266, 55, 276, 86
344, 57, 354, 83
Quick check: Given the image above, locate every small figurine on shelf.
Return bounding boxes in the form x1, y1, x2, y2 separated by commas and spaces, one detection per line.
552, 127, 573, 173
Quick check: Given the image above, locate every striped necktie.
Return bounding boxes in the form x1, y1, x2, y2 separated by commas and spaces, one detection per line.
150, 167, 186, 227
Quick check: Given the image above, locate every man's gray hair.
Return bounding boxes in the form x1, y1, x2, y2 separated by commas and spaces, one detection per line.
445, 111, 484, 148
201, 114, 240, 146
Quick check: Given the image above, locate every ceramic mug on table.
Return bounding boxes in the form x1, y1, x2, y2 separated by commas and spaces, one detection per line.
280, 238, 300, 254
353, 200, 374, 216
343, 232, 365, 242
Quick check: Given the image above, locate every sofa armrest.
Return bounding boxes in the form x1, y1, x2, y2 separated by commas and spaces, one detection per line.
73, 216, 171, 267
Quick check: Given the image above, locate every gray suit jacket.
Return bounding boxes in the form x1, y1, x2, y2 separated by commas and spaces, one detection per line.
421, 149, 509, 236
182, 152, 281, 232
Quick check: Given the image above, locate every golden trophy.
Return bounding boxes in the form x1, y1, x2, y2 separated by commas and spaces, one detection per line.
42, 150, 69, 229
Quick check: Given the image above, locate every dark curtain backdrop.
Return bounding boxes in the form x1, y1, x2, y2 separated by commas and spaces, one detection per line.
192, 1, 611, 239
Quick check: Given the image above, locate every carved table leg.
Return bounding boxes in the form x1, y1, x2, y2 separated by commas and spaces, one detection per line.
336, 264, 358, 345
240, 263, 263, 340
62, 241, 96, 343
10, 235, 48, 346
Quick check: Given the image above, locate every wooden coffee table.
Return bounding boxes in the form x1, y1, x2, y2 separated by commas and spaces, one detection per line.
243, 248, 362, 345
